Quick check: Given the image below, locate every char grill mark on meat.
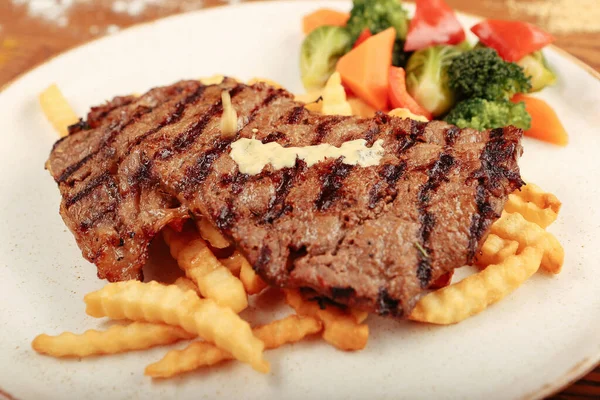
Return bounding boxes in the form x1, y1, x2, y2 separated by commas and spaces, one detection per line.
56, 99, 159, 184
312, 116, 344, 144
46, 80, 524, 317
368, 162, 407, 209
416, 153, 456, 288
262, 160, 307, 224
179, 138, 234, 197
467, 127, 525, 261
315, 159, 354, 211
63, 84, 210, 208
285, 106, 305, 125
122, 84, 208, 160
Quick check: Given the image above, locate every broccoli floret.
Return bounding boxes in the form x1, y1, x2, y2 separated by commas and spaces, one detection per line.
405, 44, 467, 117
392, 39, 411, 68
447, 48, 531, 101
346, 0, 409, 43
517, 50, 557, 92
444, 98, 531, 131
300, 26, 352, 90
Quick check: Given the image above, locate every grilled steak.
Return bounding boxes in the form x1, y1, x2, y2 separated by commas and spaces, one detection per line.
46, 79, 524, 317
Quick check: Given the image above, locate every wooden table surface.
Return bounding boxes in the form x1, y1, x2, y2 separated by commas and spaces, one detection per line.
0, 1, 598, 399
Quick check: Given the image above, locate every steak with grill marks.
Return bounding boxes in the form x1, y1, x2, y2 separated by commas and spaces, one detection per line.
46, 79, 524, 317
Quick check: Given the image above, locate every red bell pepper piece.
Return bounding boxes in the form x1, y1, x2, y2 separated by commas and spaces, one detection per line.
353, 28, 372, 48
404, 0, 466, 52
471, 20, 555, 62
388, 67, 433, 120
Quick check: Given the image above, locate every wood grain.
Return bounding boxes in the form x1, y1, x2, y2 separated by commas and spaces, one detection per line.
0, 1, 598, 399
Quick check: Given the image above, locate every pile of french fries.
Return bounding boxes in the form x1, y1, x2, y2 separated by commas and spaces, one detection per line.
33, 77, 565, 378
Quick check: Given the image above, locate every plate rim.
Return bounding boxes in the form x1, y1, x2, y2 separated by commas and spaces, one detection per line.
0, 2, 598, 399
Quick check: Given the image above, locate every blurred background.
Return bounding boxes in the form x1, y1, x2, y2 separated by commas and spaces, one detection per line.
0, 0, 598, 88
0, 0, 598, 398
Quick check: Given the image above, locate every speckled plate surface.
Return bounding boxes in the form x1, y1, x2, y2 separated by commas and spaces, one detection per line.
0, 2, 599, 399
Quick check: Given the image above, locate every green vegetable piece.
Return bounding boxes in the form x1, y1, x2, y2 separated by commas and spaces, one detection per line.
444, 98, 531, 131
392, 39, 411, 68
300, 25, 352, 91
346, 0, 409, 42
517, 51, 557, 92
405, 44, 466, 117
447, 48, 532, 101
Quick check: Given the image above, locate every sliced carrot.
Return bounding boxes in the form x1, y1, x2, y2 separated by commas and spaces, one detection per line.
336, 27, 396, 110
512, 94, 568, 146
353, 28, 372, 48
302, 9, 350, 35
388, 67, 433, 120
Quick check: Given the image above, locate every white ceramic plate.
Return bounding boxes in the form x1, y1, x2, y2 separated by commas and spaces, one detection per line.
1, 2, 599, 399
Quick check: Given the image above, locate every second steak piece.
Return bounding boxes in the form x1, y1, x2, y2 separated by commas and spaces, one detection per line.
195, 88, 524, 318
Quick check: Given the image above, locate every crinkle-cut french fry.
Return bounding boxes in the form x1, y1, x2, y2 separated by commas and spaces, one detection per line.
504, 194, 556, 229
173, 277, 201, 296
163, 227, 247, 313
146, 341, 227, 378
32, 322, 194, 358
388, 108, 429, 122
39, 84, 80, 137
239, 256, 268, 295
321, 72, 352, 116
409, 247, 543, 324
347, 96, 377, 118
145, 315, 322, 378
253, 315, 322, 349
475, 234, 519, 268
284, 290, 368, 351
247, 77, 284, 89
350, 309, 369, 324
295, 91, 323, 112
504, 183, 561, 228
84, 281, 268, 373
199, 75, 225, 85
197, 218, 230, 249
491, 211, 564, 274
219, 251, 244, 277
517, 183, 561, 213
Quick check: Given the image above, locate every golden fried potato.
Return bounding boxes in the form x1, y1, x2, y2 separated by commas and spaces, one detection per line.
219, 251, 245, 277
199, 75, 226, 85
145, 315, 322, 378
284, 290, 368, 351
321, 72, 352, 116
84, 281, 268, 373
409, 247, 543, 324
252, 315, 322, 349
295, 91, 323, 112
347, 96, 377, 118
504, 183, 561, 229
388, 108, 428, 122
350, 309, 369, 324
197, 218, 230, 249
475, 234, 519, 268
32, 322, 194, 358
39, 84, 79, 137
173, 277, 201, 296
247, 77, 284, 89
163, 227, 247, 313
239, 255, 268, 295
491, 211, 564, 274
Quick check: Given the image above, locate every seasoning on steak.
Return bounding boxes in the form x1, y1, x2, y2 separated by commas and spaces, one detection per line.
46, 79, 524, 317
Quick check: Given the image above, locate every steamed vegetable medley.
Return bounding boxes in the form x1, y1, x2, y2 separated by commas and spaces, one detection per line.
300, 0, 568, 146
